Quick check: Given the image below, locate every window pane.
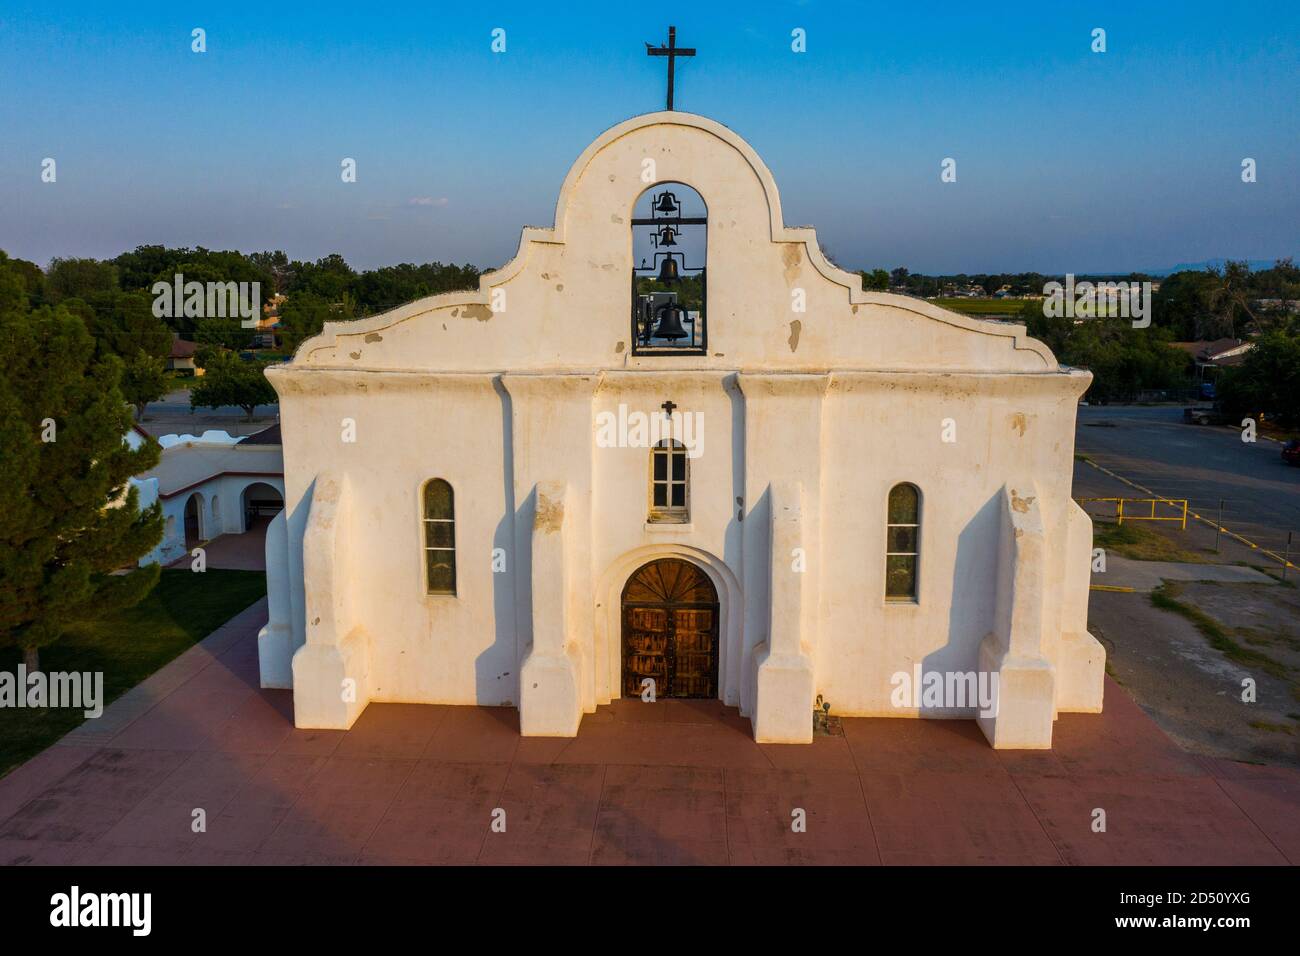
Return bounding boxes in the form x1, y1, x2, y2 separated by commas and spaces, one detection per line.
425, 521, 455, 549
423, 479, 453, 519
671, 454, 686, 480
426, 552, 456, 593
887, 484, 918, 524
653, 454, 667, 480
887, 526, 917, 554
671, 484, 685, 507
653, 485, 667, 507
885, 555, 916, 599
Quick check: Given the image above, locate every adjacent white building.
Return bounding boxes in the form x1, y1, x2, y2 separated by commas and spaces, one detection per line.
132, 426, 285, 565
258, 111, 1104, 748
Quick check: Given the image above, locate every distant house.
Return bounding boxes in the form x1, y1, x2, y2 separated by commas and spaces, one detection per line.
167, 335, 202, 376
1172, 338, 1254, 381
255, 293, 285, 348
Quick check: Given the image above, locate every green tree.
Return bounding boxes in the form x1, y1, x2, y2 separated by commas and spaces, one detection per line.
1205, 261, 1258, 339
1060, 319, 1189, 401
248, 250, 293, 294
1218, 330, 1300, 426
349, 261, 480, 314
1152, 269, 1218, 339
121, 350, 169, 420
1019, 298, 1071, 356
287, 253, 356, 301
194, 317, 255, 351
861, 268, 890, 291
0, 297, 164, 672
0, 253, 45, 308
190, 351, 277, 419
45, 257, 118, 303
278, 291, 353, 354
1020, 299, 1190, 399
0, 252, 29, 313
68, 289, 172, 362
113, 244, 186, 292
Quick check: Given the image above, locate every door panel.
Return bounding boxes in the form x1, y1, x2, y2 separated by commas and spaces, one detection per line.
620, 558, 719, 699
623, 606, 669, 698
671, 607, 716, 698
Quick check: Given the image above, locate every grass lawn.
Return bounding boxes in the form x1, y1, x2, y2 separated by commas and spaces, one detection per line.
933, 297, 1024, 316
1092, 519, 1209, 563
1151, 582, 1291, 683
0, 569, 267, 778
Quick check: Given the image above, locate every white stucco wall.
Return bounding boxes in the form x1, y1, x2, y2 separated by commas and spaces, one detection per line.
137, 471, 285, 566
262, 111, 1102, 745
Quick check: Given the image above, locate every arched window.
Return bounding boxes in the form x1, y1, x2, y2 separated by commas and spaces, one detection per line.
422, 479, 456, 594
886, 483, 920, 601
649, 439, 689, 523
631, 182, 707, 354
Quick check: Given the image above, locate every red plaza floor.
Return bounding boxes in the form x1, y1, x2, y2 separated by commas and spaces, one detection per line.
1, 599, 1296, 865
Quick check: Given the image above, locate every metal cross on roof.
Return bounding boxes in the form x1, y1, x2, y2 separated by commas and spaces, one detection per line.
645, 26, 695, 111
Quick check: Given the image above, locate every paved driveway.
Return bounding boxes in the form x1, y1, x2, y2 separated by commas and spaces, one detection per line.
1076, 405, 1300, 557
0, 602, 1295, 865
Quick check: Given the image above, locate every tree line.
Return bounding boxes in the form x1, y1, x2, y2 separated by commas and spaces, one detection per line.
0, 246, 484, 419
862, 260, 1300, 417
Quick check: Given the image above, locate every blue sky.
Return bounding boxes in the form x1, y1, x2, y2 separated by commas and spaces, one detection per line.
1, 1, 1296, 274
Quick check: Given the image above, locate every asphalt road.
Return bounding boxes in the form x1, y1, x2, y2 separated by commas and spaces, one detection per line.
137, 388, 278, 439
1074, 405, 1300, 558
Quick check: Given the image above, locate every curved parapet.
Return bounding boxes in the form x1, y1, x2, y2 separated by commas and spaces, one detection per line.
273, 111, 1059, 378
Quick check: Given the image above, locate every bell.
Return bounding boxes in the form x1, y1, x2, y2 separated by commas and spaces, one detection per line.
656, 257, 680, 283
656, 225, 678, 247
654, 191, 679, 215
654, 303, 689, 340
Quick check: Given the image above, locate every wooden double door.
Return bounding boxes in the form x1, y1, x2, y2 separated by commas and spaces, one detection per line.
621, 558, 719, 699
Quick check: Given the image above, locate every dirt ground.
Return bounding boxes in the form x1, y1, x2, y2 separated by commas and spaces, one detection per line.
1076, 459, 1300, 768
1088, 587, 1299, 769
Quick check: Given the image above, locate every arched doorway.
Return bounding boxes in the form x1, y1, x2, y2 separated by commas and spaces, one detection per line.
183, 493, 204, 549
621, 558, 719, 699
241, 481, 283, 532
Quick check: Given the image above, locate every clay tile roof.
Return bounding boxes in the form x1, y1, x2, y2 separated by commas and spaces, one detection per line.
1202, 338, 1243, 358
169, 337, 199, 359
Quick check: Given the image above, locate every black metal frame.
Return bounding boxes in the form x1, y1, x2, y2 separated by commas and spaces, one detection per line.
630, 189, 707, 356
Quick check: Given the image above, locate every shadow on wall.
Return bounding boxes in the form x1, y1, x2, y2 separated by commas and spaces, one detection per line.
740, 483, 771, 716
477, 379, 520, 706
285, 476, 316, 660
722, 374, 746, 707
921, 489, 1001, 716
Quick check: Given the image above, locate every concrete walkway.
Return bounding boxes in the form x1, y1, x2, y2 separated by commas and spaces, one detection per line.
1, 603, 1296, 865
166, 521, 269, 571
1094, 554, 1276, 592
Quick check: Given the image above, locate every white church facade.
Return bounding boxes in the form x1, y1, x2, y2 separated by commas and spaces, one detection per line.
257, 110, 1104, 748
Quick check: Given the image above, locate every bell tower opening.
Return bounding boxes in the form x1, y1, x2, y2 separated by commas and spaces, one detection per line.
630, 182, 706, 355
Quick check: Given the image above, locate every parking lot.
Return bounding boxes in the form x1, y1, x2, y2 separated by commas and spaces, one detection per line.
1074, 404, 1299, 768
1075, 404, 1300, 564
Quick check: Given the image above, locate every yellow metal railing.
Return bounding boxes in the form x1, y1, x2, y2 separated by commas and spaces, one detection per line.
1075, 497, 1189, 530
